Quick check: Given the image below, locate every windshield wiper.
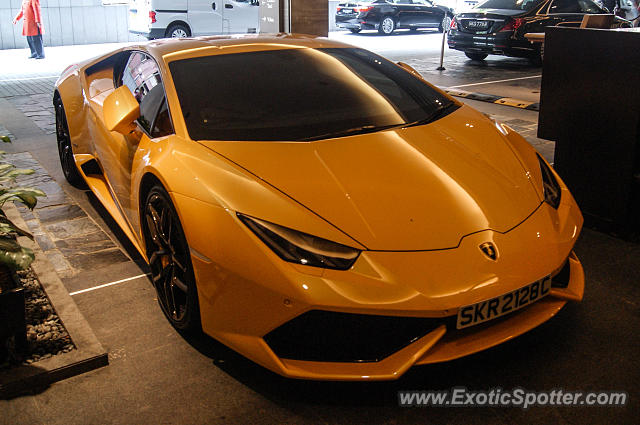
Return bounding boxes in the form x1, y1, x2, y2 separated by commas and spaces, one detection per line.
404, 102, 459, 128
298, 123, 404, 142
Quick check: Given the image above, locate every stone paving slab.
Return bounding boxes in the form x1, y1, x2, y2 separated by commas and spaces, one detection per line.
8, 152, 132, 280
0, 205, 108, 399
0, 77, 57, 98
5, 94, 55, 135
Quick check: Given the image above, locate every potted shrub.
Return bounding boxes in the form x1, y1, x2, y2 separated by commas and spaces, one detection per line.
0, 135, 45, 364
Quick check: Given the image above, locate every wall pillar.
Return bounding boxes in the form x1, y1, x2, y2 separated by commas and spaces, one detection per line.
260, 0, 328, 37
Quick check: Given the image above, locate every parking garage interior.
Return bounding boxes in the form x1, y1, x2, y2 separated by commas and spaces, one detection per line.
0, 1, 638, 424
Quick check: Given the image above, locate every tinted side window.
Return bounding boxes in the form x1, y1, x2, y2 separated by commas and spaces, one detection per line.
121, 52, 174, 138
152, 99, 173, 138
548, 0, 582, 13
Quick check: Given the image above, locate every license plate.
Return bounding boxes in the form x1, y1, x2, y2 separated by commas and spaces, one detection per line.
468, 20, 489, 29
456, 276, 552, 329
343, 8, 353, 13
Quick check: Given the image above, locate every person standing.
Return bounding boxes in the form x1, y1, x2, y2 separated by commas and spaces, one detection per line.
12, 0, 45, 59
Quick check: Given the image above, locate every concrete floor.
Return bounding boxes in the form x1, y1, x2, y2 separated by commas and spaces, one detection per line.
0, 34, 638, 424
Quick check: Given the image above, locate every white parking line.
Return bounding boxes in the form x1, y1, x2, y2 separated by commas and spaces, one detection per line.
450, 75, 542, 89
69, 273, 150, 296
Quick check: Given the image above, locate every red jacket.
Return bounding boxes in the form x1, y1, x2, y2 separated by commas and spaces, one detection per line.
14, 0, 43, 36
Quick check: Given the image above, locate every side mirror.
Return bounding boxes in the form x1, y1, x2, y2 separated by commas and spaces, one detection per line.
103, 86, 140, 135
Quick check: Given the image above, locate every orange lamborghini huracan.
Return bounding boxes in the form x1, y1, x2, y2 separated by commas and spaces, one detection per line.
54, 34, 584, 381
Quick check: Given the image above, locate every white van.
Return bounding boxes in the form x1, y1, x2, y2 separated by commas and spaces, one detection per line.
128, 0, 260, 39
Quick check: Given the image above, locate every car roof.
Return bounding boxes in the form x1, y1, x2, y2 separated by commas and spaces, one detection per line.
137, 33, 354, 62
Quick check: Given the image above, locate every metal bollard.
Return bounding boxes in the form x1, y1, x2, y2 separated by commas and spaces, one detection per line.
437, 22, 448, 71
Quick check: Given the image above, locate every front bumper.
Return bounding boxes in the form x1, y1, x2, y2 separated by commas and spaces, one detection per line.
448, 30, 536, 58
175, 181, 584, 380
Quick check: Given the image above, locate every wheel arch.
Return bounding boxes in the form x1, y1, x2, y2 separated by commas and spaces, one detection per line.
54, 71, 91, 155
166, 20, 192, 37
52, 89, 63, 134
139, 172, 165, 214
138, 172, 166, 246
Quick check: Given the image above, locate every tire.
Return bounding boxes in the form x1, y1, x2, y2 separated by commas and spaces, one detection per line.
165, 23, 190, 38
54, 97, 86, 188
378, 16, 396, 35
349, 28, 362, 34
439, 15, 452, 33
143, 185, 200, 331
465, 52, 488, 61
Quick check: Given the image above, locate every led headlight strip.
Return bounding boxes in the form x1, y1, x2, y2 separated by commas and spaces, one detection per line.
537, 154, 561, 209
237, 213, 360, 270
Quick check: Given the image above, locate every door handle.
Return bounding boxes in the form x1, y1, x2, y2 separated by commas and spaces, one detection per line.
225, 3, 234, 8
212, 2, 216, 9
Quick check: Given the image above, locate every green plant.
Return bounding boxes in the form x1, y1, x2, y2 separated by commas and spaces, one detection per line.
0, 136, 45, 271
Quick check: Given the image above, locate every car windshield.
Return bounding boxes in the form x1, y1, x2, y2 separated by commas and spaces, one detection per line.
168, 47, 455, 142
474, 0, 544, 10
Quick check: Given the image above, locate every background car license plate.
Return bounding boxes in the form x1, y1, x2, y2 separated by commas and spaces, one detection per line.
469, 20, 490, 29
457, 277, 552, 329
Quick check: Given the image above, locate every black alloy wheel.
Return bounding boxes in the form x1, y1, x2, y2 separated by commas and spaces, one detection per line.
54, 97, 86, 188
465, 52, 488, 61
143, 185, 200, 331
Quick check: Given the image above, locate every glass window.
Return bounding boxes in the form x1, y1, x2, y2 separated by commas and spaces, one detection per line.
152, 99, 173, 138
475, 0, 544, 10
548, 0, 604, 12
577, 0, 606, 11
548, 0, 582, 12
168, 48, 456, 142
121, 52, 174, 138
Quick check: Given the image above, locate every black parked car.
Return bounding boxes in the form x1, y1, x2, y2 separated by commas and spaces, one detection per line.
336, 0, 454, 35
448, 0, 631, 64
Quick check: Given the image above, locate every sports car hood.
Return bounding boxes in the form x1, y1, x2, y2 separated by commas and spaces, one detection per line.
199, 105, 541, 250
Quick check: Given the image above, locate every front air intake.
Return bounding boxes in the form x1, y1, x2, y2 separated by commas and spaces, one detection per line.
264, 310, 442, 363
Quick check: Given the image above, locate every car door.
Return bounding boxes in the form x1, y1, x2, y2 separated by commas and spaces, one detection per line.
411, 0, 441, 26
222, 0, 259, 33
393, 0, 415, 27
105, 52, 175, 228
188, 0, 224, 35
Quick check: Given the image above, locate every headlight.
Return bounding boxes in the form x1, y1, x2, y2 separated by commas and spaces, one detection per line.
237, 213, 361, 270
537, 154, 561, 209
